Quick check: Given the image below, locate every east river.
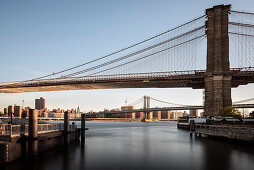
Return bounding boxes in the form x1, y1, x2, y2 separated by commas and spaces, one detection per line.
2, 121, 254, 170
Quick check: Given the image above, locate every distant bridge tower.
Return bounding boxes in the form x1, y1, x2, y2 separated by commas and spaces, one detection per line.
204, 4, 232, 116
143, 96, 150, 119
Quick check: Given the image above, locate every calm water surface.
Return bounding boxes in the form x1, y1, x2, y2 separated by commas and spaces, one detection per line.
2, 121, 254, 170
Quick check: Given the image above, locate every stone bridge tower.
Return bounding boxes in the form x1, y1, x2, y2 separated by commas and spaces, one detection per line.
204, 4, 232, 116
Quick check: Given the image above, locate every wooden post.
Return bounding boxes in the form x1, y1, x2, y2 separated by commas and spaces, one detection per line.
81, 114, 86, 144
28, 109, 38, 156
64, 111, 70, 144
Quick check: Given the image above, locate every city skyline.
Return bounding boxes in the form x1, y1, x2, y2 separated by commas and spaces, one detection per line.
1, 0, 254, 112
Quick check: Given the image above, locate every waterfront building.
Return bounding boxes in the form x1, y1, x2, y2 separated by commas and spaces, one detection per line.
56, 108, 61, 113
183, 111, 189, 117
190, 109, 199, 117
151, 110, 162, 119
70, 112, 81, 118
38, 109, 43, 117
104, 109, 110, 112
170, 112, 184, 120
4, 108, 8, 115
14, 105, 22, 117
35, 97, 45, 110
41, 111, 48, 118
8, 105, 14, 116
22, 107, 30, 118
200, 112, 204, 117
121, 106, 134, 110
48, 112, 64, 118
161, 110, 170, 119
97, 112, 106, 118
121, 106, 134, 118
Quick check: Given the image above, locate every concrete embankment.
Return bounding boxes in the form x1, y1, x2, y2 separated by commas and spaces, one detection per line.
195, 124, 254, 142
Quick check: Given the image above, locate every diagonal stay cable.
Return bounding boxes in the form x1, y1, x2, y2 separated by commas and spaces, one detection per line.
229, 32, 254, 38
64, 27, 205, 78
82, 34, 206, 77
229, 22, 254, 28
29, 15, 206, 80
231, 10, 254, 15
2, 28, 205, 87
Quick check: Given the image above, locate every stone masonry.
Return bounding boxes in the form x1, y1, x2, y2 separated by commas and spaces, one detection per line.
205, 4, 232, 116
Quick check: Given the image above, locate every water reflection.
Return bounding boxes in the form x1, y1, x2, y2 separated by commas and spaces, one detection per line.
1, 122, 254, 170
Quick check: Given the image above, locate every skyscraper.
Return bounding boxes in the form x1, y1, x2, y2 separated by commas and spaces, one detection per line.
190, 109, 199, 117
35, 97, 45, 110
14, 105, 22, 117
4, 108, 8, 115
8, 105, 14, 116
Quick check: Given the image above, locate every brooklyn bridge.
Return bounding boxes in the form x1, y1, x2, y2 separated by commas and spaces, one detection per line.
1, 4, 254, 116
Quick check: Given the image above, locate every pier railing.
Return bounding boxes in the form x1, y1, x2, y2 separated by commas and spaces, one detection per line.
0, 125, 24, 136
0, 123, 64, 137
38, 124, 64, 134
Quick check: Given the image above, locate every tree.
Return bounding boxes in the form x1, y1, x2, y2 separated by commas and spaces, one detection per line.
249, 111, 254, 118
241, 108, 249, 118
220, 106, 241, 118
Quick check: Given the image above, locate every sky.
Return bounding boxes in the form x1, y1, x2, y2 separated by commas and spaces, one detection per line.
0, 0, 254, 112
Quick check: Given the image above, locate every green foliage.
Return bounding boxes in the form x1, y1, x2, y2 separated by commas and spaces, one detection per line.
250, 111, 254, 118
221, 106, 241, 118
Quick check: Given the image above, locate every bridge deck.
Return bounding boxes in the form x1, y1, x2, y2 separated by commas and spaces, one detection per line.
0, 68, 253, 93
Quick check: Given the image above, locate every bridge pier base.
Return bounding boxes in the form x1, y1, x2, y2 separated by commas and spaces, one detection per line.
157, 111, 161, 120
205, 75, 232, 116
132, 112, 136, 119
140, 112, 145, 122
167, 111, 171, 120
150, 112, 153, 121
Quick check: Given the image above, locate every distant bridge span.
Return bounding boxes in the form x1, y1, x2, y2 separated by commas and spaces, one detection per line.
87, 104, 254, 116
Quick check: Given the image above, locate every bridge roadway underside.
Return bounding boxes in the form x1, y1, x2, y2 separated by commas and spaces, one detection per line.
0, 71, 254, 93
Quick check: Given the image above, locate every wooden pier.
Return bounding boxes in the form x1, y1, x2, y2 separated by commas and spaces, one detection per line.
0, 109, 87, 164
